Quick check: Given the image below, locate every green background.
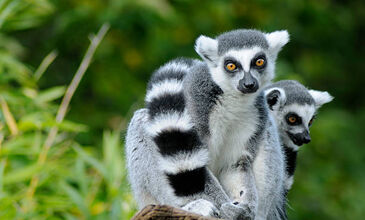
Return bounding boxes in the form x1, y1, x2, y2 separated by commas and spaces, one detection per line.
0, 0, 364, 219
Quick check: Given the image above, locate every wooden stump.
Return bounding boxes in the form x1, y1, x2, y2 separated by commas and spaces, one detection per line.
131, 205, 221, 220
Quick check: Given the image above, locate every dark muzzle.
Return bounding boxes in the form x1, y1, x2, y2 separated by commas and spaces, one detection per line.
287, 130, 311, 146
237, 72, 258, 94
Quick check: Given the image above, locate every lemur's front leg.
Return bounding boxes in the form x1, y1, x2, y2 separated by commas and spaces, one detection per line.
219, 156, 258, 220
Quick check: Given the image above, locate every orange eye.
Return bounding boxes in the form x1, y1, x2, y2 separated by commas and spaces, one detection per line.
309, 118, 314, 126
226, 63, 237, 71
255, 58, 265, 67
288, 116, 296, 123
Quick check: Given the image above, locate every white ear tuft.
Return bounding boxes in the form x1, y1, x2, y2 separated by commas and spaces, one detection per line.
309, 90, 334, 108
264, 87, 286, 111
265, 30, 289, 52
195, 35, 218, 63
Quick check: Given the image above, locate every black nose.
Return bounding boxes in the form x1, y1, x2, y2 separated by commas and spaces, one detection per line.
237, 73, 259, 94
303, 135, 311, 144
244, 81, 257, 90
287, 131, 311, 146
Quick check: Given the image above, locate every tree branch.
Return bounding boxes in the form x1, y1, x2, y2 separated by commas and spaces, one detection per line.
132, 205, 221, 220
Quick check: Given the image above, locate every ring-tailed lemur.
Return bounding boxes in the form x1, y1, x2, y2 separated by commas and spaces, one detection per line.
264, 80, 333, 192
126, 29, 290, 219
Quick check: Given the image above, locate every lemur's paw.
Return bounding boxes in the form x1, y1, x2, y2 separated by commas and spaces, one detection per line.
236, 201, 256, 220
221, 202, 255, 220
182, 199, 220, 217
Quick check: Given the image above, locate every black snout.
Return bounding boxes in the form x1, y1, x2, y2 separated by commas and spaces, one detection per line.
237, 72, 258, 94
287, 130, 311, 146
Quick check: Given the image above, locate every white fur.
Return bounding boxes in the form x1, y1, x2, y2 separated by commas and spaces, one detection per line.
147, 111, 193, 136
182, 199, 219, 217
265, 30, 289, 52
208, 92, 258, 175
195, 35, 218, 63
220, 170, 248, 201
285, 176, 294, 190
160, 149, 209, 174
308, 90, 334, 108
157, 62, 190, 74
145, 79, 183, 102
264, 87, 287, 111
253, 117, 285, 220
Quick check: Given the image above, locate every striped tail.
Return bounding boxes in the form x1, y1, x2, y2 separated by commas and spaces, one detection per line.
145, 58, 209, 197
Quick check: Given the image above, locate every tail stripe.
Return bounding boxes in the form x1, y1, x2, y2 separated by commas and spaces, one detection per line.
159, 148, 209, 174
147, 92, 185, 119
147, 63, 189, 88
145, 79, 183, 103
166, 167, 207, 197
147, 112, 193, 137
154, 128, 202, 156
145, 59, 208, 197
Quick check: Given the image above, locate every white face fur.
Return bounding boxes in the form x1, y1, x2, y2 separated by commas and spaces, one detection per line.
266, 87, 333, 149
209, 47, 274, 94
274, 103, 316, 147
195, 30, 289, 95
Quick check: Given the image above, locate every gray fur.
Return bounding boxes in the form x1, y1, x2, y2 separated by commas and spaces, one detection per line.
247, 93, 269, 157
183, 60, 223, 139
217, 29, 269, 55
266, 80, 315, 106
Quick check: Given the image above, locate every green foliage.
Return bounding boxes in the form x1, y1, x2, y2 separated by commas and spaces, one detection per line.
0, 1, 136, 219
0, 0, 364, 219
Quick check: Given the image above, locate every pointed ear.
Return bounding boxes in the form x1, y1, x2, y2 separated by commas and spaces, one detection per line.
264, 87, 286, 111
309, 90, 333, 109
195, 35, 218, 64
265, 30, 289, 55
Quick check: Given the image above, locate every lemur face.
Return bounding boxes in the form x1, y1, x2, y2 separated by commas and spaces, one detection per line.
265, 80, 333, 149
281, 103, 316, 146
195, 29, 289, 94
215, 47, 271, 94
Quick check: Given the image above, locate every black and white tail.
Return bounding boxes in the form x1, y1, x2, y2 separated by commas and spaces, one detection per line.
145, 58, 209, 196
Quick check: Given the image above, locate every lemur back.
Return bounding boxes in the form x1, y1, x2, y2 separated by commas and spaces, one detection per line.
126, 29, 290, 219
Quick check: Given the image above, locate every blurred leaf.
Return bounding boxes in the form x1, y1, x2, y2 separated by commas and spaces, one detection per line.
3, 163, 41, 185
0, 33, 25, 56
0, 161, 5, 197
0, 97, 18, 136
72, 145, 108, 178
34, 86, 65, 103
60, 181, 89, 218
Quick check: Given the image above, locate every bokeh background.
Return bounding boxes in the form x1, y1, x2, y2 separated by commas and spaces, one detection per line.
0, 0, 364, 219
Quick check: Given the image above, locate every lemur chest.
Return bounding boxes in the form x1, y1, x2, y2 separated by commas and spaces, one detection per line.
207, 94, 258, 175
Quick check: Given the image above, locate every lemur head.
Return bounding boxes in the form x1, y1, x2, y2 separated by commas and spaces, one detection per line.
265, 80, 333, 149
195, 29, 289, 94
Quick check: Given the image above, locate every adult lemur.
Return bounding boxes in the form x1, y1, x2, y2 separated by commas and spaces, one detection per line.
126, 29, 289, 219
264, 80, 333, 191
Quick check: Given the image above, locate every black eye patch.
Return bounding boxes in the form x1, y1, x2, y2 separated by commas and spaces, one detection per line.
285, 112, 302, 126
251, 53, 267, 70
308, 115, 317, 127
223, 57, 242, 74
